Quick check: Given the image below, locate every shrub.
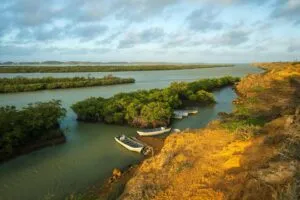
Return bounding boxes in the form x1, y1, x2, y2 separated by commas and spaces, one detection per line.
0, 100, 66, 158
190, 90, 216, 104
140, 102, 172, 127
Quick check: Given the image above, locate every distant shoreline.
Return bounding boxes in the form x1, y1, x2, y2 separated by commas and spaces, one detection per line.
0, 76, 135, 93
0, 130, 66, 164
0, 64, 234, 73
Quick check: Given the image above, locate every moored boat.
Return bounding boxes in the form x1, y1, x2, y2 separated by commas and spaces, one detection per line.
174, 109, 198, 116
186, 109, 198, 114
174, 110, 189, 117
137, 127, 171, 136
172, 128, 181, 133
172, 112, 183, 119
114, 135, 144, 153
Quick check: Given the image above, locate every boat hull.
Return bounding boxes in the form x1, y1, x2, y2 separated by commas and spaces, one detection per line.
173, 110, 189, 117
187, 110, 198, 114
137, 128, 171, 136
114, 137, 144, 153
172, 114, 183, 119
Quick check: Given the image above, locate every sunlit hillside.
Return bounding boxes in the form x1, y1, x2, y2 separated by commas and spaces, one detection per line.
120, 62, 300, 200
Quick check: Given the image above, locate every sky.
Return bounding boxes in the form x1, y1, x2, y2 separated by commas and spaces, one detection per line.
0, 0, 299, 63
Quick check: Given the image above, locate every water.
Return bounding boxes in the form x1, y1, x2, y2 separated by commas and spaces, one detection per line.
0, 64, 263, 200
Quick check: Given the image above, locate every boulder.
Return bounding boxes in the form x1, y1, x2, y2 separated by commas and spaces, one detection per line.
112, 168, 122, 178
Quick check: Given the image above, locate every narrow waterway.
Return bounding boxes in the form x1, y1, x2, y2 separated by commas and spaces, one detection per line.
0, 64, 263, 200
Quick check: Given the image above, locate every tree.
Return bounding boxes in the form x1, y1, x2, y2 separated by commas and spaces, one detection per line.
71, 97, 105, 121
140, 102, 172, 127
191, 90, 216, 104
0, 100, 66, 158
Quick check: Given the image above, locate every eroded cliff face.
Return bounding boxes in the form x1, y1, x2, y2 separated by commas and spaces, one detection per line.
120, 62, 300, 200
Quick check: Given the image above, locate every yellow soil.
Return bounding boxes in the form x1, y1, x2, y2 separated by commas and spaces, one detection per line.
121, 124, 286, 200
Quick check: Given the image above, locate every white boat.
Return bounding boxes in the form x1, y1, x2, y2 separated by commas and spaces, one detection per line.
137, 127, 171, 136
130, 137, 154, 156
174, 109, 198, 116
174, 110, 189, 117
172, 128, 181, 133
172, 112, 183, 119
186, 110, 198, 114
114, 135, 144, 153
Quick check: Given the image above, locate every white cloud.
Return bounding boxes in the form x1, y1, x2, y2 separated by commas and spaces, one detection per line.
287, 0, 300, 9
0, 0, 299, 62
118, 27, 164, 48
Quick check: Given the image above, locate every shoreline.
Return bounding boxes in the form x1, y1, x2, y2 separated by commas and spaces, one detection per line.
0, 64, 234, 73
66, 135, 166, 200
0, 130, 66, 164
98, 135, 166, 200
0, 76, 135, 93
80, 126, 221, 199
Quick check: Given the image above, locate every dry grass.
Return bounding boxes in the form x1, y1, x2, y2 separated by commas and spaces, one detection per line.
121, 124, 298, 200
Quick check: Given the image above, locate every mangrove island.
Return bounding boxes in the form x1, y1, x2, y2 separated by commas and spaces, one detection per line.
0, 100, 66, 162
0, 64, 234, 73
72, 76, 240, 128
0, 75, 135, 93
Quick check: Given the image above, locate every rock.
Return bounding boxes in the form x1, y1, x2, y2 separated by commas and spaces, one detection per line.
218, 112, 231, 119
295, 106, 300, 116
256, 162, 297, 185
108, 176, 115, 184
284, 115, 294, 129
112, 168, 122, 178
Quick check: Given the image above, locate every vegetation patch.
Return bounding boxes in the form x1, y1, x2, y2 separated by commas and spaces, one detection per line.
72, 76, 239, 128
251, 85, 265, 93
176, 161, 193, 173
0, 64, 234, 73
0, 75, 135, 93
0, 100, 66, 162
221, 112, 267, 140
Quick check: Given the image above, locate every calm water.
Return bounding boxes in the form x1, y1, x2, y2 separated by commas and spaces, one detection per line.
0, 65, 263, 200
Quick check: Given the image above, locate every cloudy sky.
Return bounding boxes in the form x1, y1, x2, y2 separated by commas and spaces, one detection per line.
0, 0, 299, 63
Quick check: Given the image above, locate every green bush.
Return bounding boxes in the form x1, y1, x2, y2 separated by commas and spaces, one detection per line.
189, 90, 216, 104
0, 64, 234, 73
140, 102, 172, 127
0, 100, 66, 157
71, 97, 105, 122
222, 115, 267, 140
0, 76, 135, 93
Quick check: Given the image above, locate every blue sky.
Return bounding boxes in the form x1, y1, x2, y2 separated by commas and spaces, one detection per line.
0, 0, 299, 63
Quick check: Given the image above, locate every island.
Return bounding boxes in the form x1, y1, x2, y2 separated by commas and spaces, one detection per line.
0, 100, 66, 162
72, 76, 240, 128
0, 76, 135, 93
0, 64, 234, 73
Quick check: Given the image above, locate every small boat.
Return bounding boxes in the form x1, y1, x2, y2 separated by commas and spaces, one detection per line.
114, 135, 144, 153
137, 127, 171, 136
172, 112, 183, 119
172, 128, 181, 133
130, 137, 154, 156
186, 110, 198, 114
174, 110, 189, 117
